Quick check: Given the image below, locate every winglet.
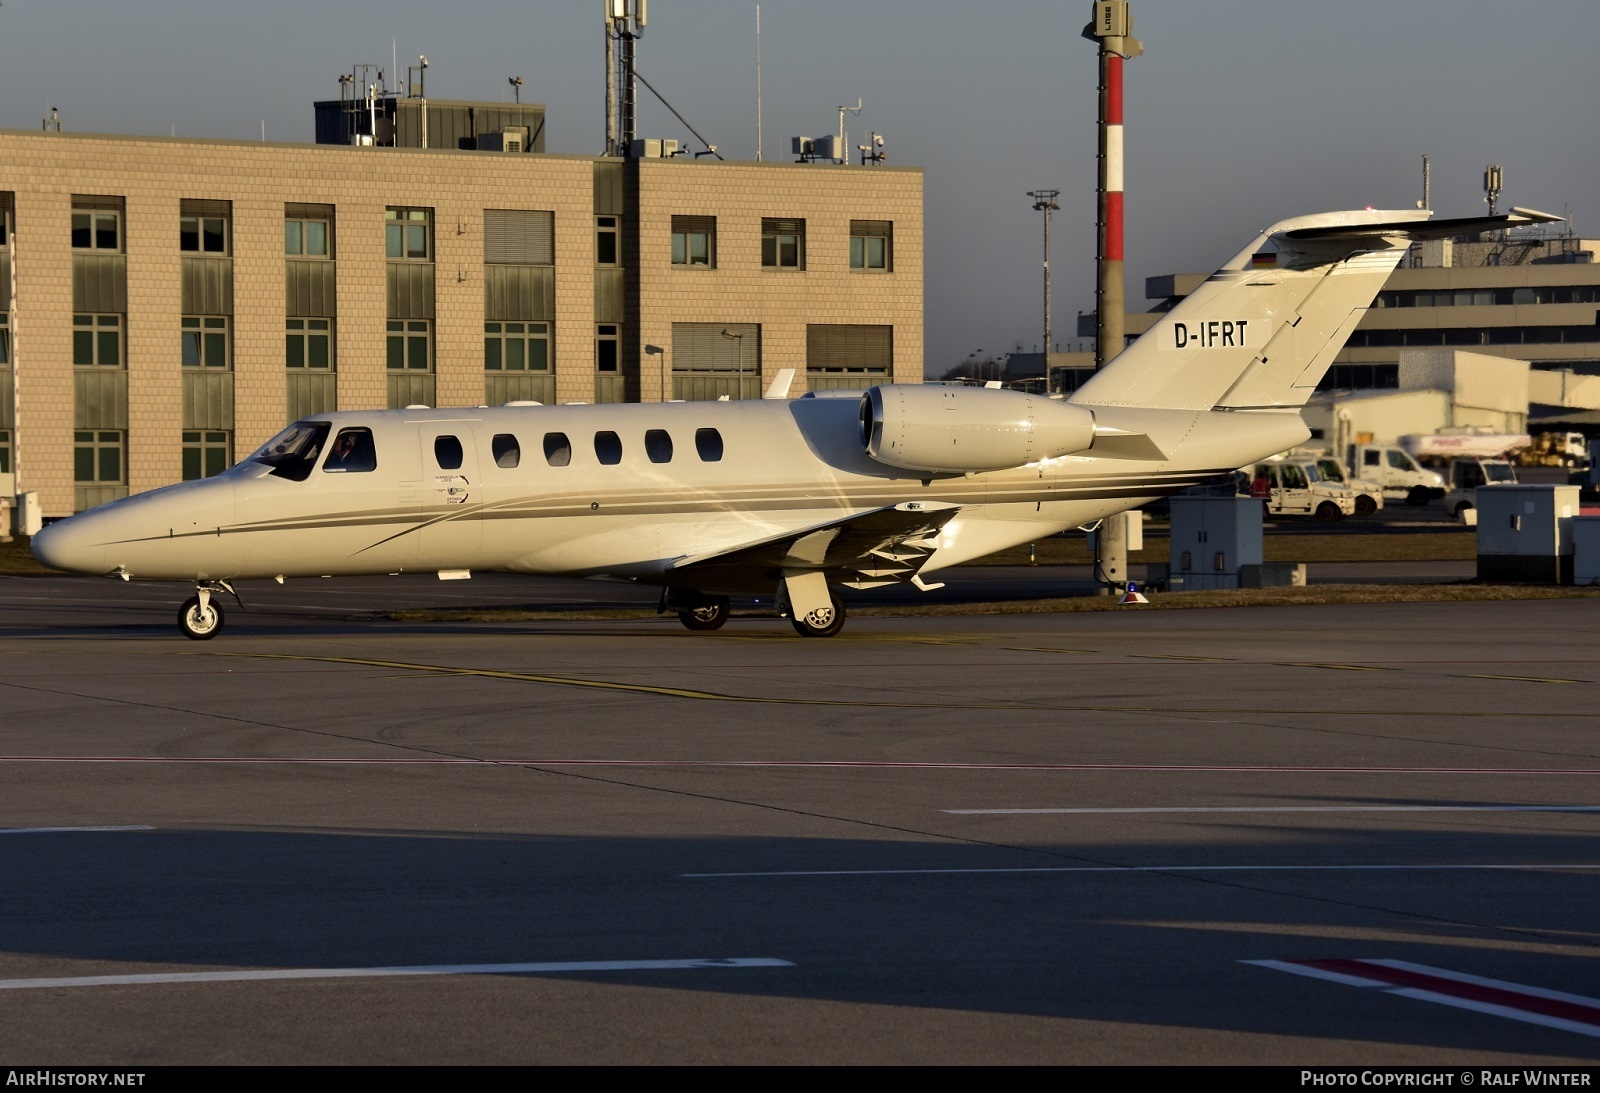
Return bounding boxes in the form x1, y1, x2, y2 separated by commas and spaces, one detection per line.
763, 368, 796, 400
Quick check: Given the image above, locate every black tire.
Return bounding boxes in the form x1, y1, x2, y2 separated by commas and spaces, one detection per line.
1354, 495, 1378, 518
1405, 486, 1432, 507
790, 592, 846, 638
178, 595, 224, 640
677, 597, 730, 631
1315, 501, 1343, 522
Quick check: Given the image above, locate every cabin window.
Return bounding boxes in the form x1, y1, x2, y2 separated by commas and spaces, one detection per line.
323, 427, 377, 473
434, 435, 464, 470
694, 427, 724, 462
543, 432, 572, 467
644, 429, 673, 464
492, 433, 521, 469
594, 431, 623, 465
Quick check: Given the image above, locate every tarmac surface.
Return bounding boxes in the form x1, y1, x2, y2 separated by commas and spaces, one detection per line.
2, 571, 1599, 1064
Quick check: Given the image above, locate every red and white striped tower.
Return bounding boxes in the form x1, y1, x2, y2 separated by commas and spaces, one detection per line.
1084, 1, 1142, 371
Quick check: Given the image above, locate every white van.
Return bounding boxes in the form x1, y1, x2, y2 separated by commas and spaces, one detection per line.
1248, 459, 1357, 521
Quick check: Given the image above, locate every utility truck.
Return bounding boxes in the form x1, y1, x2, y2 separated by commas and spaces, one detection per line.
1347, 443, 1446, 506
1247, 458, 1357, 521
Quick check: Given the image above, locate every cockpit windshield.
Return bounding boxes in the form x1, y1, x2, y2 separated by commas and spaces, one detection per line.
248, 421, 331, 482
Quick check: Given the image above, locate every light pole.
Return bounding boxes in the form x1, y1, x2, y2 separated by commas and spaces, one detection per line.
721, 328, 745, 399
1027, 189, 1060, 380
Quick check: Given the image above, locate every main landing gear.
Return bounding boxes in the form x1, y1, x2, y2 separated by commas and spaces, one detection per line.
177, 581, 239, 640
788, 591, 845, 638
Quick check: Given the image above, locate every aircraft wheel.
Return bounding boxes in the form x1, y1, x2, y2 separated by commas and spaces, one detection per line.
1315, 501, 1344, 522
678, 597, 730, 632
790, 593, 846, 638
1354, 495, 1378, 518
178, 595, 225, 641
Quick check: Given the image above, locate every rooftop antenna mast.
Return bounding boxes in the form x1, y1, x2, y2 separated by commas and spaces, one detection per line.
1419, 153, 1431, 210
1484, 164, 1503, 217
605, 0, 647, 156
837, 99, 862, 164
755, 5, 762, 162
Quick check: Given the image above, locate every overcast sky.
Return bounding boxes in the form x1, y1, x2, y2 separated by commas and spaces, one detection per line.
3, 1, 1595, 374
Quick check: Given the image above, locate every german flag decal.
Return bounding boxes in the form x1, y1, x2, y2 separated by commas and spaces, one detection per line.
1251, 251, 1278, 268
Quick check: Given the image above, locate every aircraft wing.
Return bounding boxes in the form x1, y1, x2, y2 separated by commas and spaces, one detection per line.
668, 502, 961, 590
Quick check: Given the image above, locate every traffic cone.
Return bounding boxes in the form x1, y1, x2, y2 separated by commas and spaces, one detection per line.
1117, 581, 1149, 606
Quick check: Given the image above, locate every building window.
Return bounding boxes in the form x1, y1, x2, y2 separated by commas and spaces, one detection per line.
485, 322, 550, 372
182, 430, 231, 480
849, 220, 892, 271
596, 324, 620, 373
596, 216, 620, 265
671, 215, 715, 267
483, 210, 555, 265
74, 431, 123, 485
71, 211, 121, 252
285, 218, 331, 257
0, 312, 9, 365
386, 208, 431, 260
0, 428, 10, 475
286, 220, 329, 259
180, 216, 228, 255
761, 218, 805, 269
387, 320, 431, 370
806, 324, 892, 384
73, 314, 122, 367
286, 318, 333, 368
181, 316, 230, 369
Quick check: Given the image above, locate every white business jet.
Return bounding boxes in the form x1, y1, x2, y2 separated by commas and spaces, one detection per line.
32, 207, 1557, 639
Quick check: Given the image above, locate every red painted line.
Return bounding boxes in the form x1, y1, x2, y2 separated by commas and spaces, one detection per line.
3, 757, 1600, 774
1298, 959, 1600, 1029
1104, 191, 1124, 261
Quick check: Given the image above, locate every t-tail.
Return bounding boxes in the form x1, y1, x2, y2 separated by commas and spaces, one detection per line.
1070, 206, 1562, 412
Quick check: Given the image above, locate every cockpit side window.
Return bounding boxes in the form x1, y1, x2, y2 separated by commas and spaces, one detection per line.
434, 435, 464, 470
250, 420, 330, 482
323, 427, 377, 473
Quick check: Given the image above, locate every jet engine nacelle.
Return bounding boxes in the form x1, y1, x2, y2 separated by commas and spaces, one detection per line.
859, 385, 1096, 474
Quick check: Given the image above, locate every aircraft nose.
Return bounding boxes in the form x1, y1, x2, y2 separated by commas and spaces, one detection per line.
30, 515, 108, 575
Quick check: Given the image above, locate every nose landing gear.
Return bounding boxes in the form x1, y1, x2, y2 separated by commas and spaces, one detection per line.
178, 581, 239, 640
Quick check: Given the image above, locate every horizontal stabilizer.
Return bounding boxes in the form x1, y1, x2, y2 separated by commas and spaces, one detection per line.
1285, 208, 1563, 244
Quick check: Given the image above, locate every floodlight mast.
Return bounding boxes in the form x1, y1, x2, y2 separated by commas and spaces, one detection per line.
1082, 1, 1143, 596
1027, 189, 1061, 378
1082, 0, 1142, 372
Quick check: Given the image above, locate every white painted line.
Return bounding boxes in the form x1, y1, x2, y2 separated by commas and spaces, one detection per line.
943, 805, 1600, 815
1246, 958, 1600, 1039
0, 825, 155, 835
683, 863, 1600, 879
1244, 959, 1392, 989
0, 957, 794, 991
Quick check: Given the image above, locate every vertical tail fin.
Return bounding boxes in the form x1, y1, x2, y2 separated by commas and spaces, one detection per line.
1069, 207, 1559, 412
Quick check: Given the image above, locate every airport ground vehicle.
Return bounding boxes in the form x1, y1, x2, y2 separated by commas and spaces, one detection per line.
32, 207, 1559, 638
1519, 431, 1590, 470
1439, 456, 1518, 519
1310, 454, 1382, 517
1348, 443, 1446, 505
1248, 458, 1357, 521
